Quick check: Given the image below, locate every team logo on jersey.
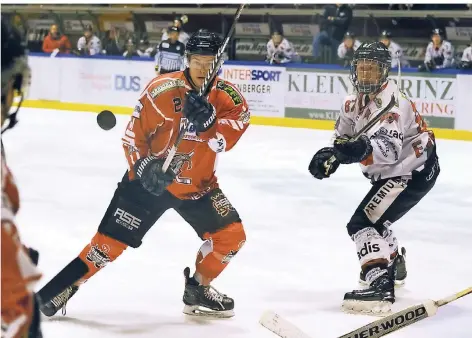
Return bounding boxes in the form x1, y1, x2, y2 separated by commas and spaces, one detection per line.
374, 97, 382, 109
169, 150, 195, 185
179, 118, 206, 142
216, 81, 243, 105
238, 106, 250, 124
150, 79, 186, 99
211, 192, 235, 217
380, 112, 400, 124
86, 244, 111, 269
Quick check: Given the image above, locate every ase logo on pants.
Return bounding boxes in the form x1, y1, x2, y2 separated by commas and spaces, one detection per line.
114, 208, 142, 230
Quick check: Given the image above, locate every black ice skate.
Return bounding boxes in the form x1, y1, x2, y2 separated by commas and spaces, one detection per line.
343, 272, 395, 316
182, 267, 234, 318
359, 247, 407, 286
40, 285, 79, 317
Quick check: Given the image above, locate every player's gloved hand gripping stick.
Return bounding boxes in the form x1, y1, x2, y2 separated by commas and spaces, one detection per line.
161, 4, 246, 173
323, 93, 396, 175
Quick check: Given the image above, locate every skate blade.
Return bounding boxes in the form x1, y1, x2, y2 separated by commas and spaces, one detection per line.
394, 279, 406, 287
183, 305, 234, 319
342, 299, 392, 317
358, 279, 406, 288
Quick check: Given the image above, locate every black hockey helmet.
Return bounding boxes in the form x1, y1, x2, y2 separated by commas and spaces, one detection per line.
379, 30, 392, 39
186, 29, 223, 56
431, 28, 444, 41
344, 31, 355, 40
1, 19, 30, 133
350, 42, 391, 94
168, 25, 181, 33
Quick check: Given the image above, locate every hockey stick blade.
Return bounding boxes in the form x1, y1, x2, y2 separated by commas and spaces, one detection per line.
259, 310, 313, 338
162, 4, 246, 173
324, 93, 396, 175
338, 287, 472, 338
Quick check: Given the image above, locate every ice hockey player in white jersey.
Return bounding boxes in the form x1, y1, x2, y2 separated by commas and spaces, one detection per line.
266, 29, 301, 64
458, 38, 472, 70
337, 31, 362, 67
308, 42, 440, 315
161, 15, 190, 45
379, 30, 409, 68
76, 25, 101, 56
419, 28, 455, 71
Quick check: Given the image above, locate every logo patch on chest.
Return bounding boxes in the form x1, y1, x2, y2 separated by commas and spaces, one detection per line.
180, 118, 206, 142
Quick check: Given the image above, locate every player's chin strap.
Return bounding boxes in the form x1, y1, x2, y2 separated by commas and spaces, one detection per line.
1, 93, 23, 134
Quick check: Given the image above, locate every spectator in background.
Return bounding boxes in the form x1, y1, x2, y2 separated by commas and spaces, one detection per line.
337, 31, 361, 67
161, 15, 190, 45
313, 4, 352, 62
102, 28, 122, 56
379, 30, 409, 68
42, 24, 71, 54
122, 37, 139, 58
458, 37, 472, 70
77, 25, 102, 56
155, 26, 186, 75
419, 28, 455, 72
266, 28, 300, 64
136, 38, 155, 58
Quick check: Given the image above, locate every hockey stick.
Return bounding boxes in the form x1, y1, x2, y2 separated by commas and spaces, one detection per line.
338, 286, 472, 338
259, 287, 472, 338
323, 93, 396, 175
259, 310, 313, 338
162, 4, 246, 173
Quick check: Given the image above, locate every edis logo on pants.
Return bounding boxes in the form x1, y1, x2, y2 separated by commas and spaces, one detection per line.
115, 75, 141, 92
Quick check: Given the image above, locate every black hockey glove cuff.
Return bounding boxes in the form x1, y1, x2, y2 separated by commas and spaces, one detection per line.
309, 147, 340, 180
333, 135, 373, 164
134, 156, 176, 196
183, 91, 216, 135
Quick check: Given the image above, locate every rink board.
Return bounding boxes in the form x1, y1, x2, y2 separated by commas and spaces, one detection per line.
16, 99, 472, 141
21, 53, 472, 141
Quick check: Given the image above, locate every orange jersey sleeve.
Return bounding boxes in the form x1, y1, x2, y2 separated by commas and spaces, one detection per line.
206, 79, 250, 153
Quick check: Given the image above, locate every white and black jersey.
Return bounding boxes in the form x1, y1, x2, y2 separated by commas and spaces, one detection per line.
424, 40, 455, 68
161, 30, 190, 45
77, 35, 102, 55
337, 39, 362, 59
266, 38, 300, 64
334, 80, 435, 182
155, 40, 186, 74
462, 45, 472, 62
385, 40, 409, 68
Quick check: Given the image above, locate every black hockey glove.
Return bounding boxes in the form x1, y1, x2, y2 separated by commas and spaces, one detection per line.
134, 156, 177, 197
183, 91, 216, 135
309, 147, 340, 180
333, 135, 373, 164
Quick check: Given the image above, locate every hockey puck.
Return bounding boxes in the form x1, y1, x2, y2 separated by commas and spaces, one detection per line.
97, 110, 116, 130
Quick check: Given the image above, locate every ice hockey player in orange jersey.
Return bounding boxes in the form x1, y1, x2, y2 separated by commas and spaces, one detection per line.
1, 21, 43, 338
38, 29, 250, 319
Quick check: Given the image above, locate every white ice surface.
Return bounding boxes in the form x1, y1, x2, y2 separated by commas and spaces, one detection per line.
2, 108, 471, 338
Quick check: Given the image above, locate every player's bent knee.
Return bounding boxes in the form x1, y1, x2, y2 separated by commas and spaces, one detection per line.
98, 196, 153, 248
196, 222, 246, 280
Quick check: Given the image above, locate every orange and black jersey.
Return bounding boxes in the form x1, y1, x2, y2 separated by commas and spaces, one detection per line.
122, 69, 250, 200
